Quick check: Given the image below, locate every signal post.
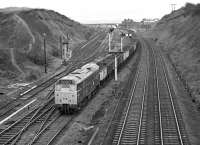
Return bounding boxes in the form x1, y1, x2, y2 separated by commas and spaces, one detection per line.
109, 51, 123, 81
60, 34, 72, 65
108, 28, 125, 81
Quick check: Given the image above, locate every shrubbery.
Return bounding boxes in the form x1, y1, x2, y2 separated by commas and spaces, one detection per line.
193, 4, 200, 16
27, 49, 52, 66
184, 3, 200, 16
51, 47, 60, 57
25, 70, 38, 81
0, 49, 17, 72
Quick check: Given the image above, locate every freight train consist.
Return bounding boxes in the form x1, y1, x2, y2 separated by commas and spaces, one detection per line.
55, 34, 138, 114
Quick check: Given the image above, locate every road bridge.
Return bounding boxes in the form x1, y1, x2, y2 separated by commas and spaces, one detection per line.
85, 23, 119, 28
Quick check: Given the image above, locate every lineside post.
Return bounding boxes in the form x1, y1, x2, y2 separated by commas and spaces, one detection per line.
120, 37, 123, 52
120, 32, 125, 52
108, 28, 114, 52
108, 29, 126, 81
43, 33, 47, 73
59, 36, 63, 59
62, 34, 72, 65
115, 54, 118, 81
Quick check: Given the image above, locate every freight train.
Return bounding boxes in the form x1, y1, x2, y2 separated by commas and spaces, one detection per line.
55, 33, 138, 114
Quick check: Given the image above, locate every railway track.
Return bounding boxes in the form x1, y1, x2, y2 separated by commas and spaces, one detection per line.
0, 32, 108, 145
29, 114, 74, 145
101, 40, 142, 145
15, 33, 109, 145
27, 32, 135, 145
0, 64, 74, 121
0, 30, 137, 144
142, 38, 190, 145
111, 39, 149, 145
0, 88, 74, 145
139, 38, 190, 145
0, 32, 107, 122
152, 42, 190, 145
0, 96, 56, 145
106, 37, 190, 145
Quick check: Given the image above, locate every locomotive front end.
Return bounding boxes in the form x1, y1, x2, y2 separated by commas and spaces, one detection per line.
55, 79, 78, 112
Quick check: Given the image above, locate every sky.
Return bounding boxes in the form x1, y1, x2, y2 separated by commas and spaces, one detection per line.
0, 0, 199, 23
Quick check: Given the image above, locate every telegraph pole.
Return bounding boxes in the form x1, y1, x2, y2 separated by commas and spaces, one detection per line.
114, 54, 118, 80
43, 33, 47, 73
108, 27, 114, 52
171, 4, 176, 12
59, 36, 63, 59
66, 34, 70, 52
120, 32, 125, 52
120, 37, 123, 52
109, 33, 111, 52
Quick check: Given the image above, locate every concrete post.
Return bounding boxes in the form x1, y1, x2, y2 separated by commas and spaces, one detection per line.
115, 54, 118, 81
121, 37, 123, 52
59, 36, 62, 59
109, 33, 111, 52
43, 33, 47, 73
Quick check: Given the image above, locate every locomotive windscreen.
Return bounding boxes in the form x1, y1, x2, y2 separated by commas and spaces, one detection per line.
56, 80, 74, 88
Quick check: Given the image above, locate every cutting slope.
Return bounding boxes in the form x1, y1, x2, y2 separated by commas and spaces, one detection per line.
0, 8, 95, 83
151, 3, 200, 106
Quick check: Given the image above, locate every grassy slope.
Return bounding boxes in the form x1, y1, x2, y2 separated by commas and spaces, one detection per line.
0, 8, 95, 84
151, 3, 200, 104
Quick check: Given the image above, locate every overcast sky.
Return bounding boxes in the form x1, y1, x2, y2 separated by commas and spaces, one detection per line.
0, 0, 199, 23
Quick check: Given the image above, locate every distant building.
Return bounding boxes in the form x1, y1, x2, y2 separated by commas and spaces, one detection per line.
141, 18, 159, 24
141, 18, 159, 30
119, 19, 140, 29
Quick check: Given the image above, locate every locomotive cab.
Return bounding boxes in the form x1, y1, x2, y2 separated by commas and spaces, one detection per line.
55, 79, 78, 113
55, 80, 76, 92
55, 63, 100, 114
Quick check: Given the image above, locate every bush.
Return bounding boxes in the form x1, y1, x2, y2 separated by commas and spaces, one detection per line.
25, 70, 38, 81
184, 3, 200, 16
27, 49, 52, 66
51, 48, 60, 57
193, 4, 200, 16
184, 3, 195, 13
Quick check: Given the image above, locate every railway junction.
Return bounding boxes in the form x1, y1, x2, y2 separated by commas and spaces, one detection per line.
0, 29, 194, 145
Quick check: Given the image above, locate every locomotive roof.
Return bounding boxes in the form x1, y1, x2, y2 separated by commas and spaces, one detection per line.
94, 54, 114, 64
60, 62, 99, 84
